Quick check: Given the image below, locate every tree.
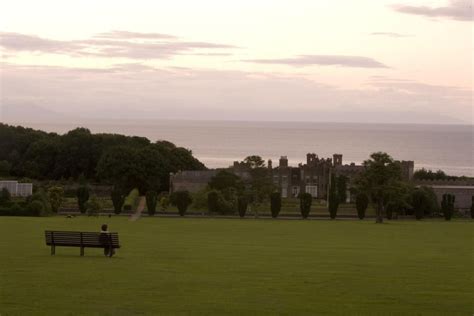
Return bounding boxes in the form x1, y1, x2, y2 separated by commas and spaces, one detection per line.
355, 193, 369, 220
0, 160, 12, 176
0, 188, 11, 205
411, 188, 430, 220
328, 174, 339, 219
207, 190, 220, 213
77, 186, 90, 214
209, 170, 243, 192
270, 192, 281, 218
441, 194, 455, 221
86, 196, 102, 216
29, 188, 52, 214
336, 175, 348, 203
237, 196, 248, 218
111, 187, 125, 214
470, 196, 474, 219
355, 152, 402, 223
146, 190, 158, 216
27, 200, 44, 216
243, 155, 266, 169
299, 192, 312, 219
160, 196, 170, 213
47, 186, 64, 213
171, 191, 192, 216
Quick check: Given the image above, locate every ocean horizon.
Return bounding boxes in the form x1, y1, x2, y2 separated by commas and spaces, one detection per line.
7, 119, 473, 177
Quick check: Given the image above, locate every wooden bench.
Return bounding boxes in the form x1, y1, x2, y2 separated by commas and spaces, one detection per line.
45, 231, 120, 256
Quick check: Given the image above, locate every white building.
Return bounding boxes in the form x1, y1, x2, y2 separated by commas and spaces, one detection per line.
0, 181, 33, 197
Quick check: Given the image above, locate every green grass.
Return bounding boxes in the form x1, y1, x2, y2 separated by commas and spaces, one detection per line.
0, 217, 472, 315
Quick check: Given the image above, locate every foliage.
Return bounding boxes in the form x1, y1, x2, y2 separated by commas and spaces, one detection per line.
240, 156, 274, 206
207, 190, 220, 213
209, 170, 243, 192
270, 192, 281, 218
207, 189, 235, 215
27, 200, 44, 216
146, 190, 158, 216
47, 186, 64, 213
29, 188, 52, 215
0, 188, 11, 205
76, 186, 90, 214
191, 187, 210, 211
243, 155, 266, 169
123, 188, 139, 212
470, 196, 474, 219
111, 187, 125, 214
86, 196, 102, 216
299, 192, 312, 219
336, 175, 347, 203
441, 194, 455, 221
411, 188, 430, 220
160, 196, 170, 212
355, 152, 402, 223
413, 168, 463, 181
0, 160, 12, 176
170, 190, 193, 216
328, 174, 339, 219
355, 193, 369, 220
237, 196, 248, 218
0, 124, 205, 191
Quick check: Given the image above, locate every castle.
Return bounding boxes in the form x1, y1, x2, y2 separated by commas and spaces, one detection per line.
170, 153, 414, 202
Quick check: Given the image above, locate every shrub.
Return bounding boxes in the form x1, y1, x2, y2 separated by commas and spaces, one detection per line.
412, 188, 430, 220
237, 196, 248, 218
328, 174, 339, 219
48, 186, 64, 213
30, 188, 52, 215
207, 190, 220, 213
299, 192, 312, 219
0, 188, 11, 205
470, 196, 474, 219
441, 194, 455, 221
146, 190, 158, 216
270, 192, 281, 218
86, 196, 102, 216
111, 187, 125, 214
355, 193, 369, 220
76, 186, 90, 214
123, 188, 139, 212
28, 200, 44, 216
336, 175, 348, 203
171, 191, 192, 216
160, 196, 170, 212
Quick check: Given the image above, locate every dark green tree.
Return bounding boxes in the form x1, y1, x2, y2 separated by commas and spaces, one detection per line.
0, 160, 12, 176
207, 190, 220, 213
237, 196, 248, 218
76, 186, 90, 214
354, 152, 402, 223
470, 196, 474, 219
0, 188, 11, 205
47, 186, 64, 213
270, 192, 282, 218
411, 188, 430, 220
441, 194, 455, 221
171, 191, 193, 216
243, 155, 266, 168
355, 193, 369, 220
146, 190, 158, 216
336, 175, 348, 203
299, 192, 312, 219
209, 170, 243, 192
111, 187, 125, 214
328, 174, 339, 219
86, 196, 102, 216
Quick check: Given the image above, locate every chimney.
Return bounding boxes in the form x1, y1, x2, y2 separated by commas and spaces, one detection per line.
333, 154, 343, 167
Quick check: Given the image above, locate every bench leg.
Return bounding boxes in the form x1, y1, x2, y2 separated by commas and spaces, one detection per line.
80, 246, 84, 256
51, 245, 55, 256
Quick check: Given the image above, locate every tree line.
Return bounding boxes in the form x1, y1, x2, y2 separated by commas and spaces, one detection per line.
0, 124, 206, 193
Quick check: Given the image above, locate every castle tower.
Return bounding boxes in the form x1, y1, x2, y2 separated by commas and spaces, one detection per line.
279, 156, 288, 167
333, 154, 343, 167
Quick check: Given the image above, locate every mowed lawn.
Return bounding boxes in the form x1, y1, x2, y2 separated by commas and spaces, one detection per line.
0, 217, 472, 315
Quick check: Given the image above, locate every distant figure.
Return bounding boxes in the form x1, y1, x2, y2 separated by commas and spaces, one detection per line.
100, 224, 115, 257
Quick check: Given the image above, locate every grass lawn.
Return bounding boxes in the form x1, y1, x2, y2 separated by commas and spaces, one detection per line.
0, 217, 472, 315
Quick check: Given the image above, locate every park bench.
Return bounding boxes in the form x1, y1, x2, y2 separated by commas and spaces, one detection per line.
45, 231, 120, 256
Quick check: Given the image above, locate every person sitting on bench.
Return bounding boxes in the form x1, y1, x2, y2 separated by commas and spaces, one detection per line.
100, 224, 115, 257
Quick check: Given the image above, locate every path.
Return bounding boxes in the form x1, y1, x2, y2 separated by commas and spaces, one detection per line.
129, 196, 146, 221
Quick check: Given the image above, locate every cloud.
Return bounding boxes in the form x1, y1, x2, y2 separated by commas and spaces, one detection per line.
0, 31, 237, 59
370, 32, 411, 38
243, 55, 388, 68
1, 63, 470, 124
392, 0, 473, 21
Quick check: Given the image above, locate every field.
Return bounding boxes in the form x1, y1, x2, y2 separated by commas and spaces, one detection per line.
0, 217, 472, 315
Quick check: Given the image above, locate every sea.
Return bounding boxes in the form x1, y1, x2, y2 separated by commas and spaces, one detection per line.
12, 120, 474, 177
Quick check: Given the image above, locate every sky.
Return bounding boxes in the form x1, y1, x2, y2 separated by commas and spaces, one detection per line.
0, 0, 472, 124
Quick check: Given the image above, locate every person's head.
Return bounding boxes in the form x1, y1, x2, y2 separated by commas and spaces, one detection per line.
101, 224, 108, 231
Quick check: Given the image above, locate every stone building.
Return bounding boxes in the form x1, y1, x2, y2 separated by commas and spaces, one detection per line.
414, 179, 474, 210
